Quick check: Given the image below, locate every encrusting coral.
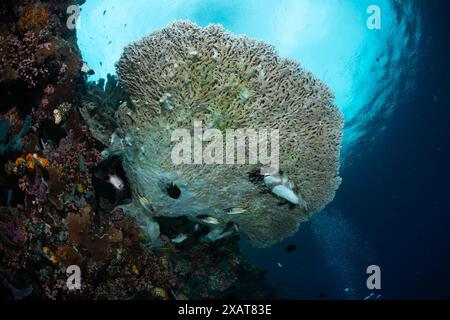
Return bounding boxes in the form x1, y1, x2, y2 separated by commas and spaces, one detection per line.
110, 21, 344, 247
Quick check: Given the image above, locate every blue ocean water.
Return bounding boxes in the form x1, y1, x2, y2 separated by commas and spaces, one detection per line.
78, 0, 450, 299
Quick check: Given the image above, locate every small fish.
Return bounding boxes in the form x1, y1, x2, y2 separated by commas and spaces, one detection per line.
277, 262, 283, 268
171, 233, 188, 244
103, 10, 107, 16
364, 293, 375, 300
81, 62, 90, 73
363, 293, 382, 300
138, 194, 152, 211
264, 172, 300, 205
108, 174, 124, 191
272, 185, 299, 204
202, 217, 220, 225
284, 244, 297, 253
108, 41, 112, 45
81, 62, 95, 76
225, 207, 247, 215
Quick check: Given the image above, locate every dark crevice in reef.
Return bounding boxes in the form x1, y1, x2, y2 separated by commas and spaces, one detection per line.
0, 81, 40, 117
0, 0, 274, 300
37, 117, 67, 145
92, 156, 131, 210
166, 182, 181, 199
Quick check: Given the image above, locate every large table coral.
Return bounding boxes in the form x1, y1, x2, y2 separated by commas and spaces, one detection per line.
111, 21, 343, 247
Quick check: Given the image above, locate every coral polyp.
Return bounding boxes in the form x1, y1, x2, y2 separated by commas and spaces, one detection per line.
112, 21, 344, 247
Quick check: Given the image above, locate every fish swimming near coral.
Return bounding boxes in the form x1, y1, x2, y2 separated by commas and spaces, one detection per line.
171, 233, 188, 244
108, 174, 124, 191
284, 244, 297, 253
271, 185, 299, 205
81, 61, 95, 75
264, 172, 303, 206
224, 207, 248, 215
201, 217, 220, 225
84, 20, 343, 248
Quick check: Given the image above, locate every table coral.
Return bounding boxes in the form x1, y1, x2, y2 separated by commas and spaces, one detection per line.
112, 21, 344, 247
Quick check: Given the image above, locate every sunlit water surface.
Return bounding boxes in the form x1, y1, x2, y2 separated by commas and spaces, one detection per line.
79, 0, 422, 161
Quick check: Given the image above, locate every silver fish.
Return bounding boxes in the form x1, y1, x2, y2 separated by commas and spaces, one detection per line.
108, 174, 124, 191
171, 233, 188, 244
225, 207, 248, 215
202, 217, 220, 225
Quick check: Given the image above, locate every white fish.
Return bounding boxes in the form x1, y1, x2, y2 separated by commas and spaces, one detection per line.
271, 185, 299, 204
171, 233, 188, 244
202, 217, 220, 225
277, 262, 283, 268
264, 172, 301, 205
263, 174, 283, 189
108, 174, 124, 191
81, 62, 91, 73
225, 207, 247, 215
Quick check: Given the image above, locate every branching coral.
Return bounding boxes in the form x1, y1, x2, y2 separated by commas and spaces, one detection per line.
113, 21, 344, 247
79, 74, 130, 146
0, 30, 52, 87
45, 130, 102, 211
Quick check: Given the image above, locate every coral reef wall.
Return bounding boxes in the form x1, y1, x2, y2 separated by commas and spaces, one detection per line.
0, 2, 271, 300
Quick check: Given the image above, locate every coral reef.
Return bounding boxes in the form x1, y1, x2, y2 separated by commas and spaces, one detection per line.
79, 74, 128, 146
112, 21, 344, 247
0, 3, 271, 300
0, 116, 31, 156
